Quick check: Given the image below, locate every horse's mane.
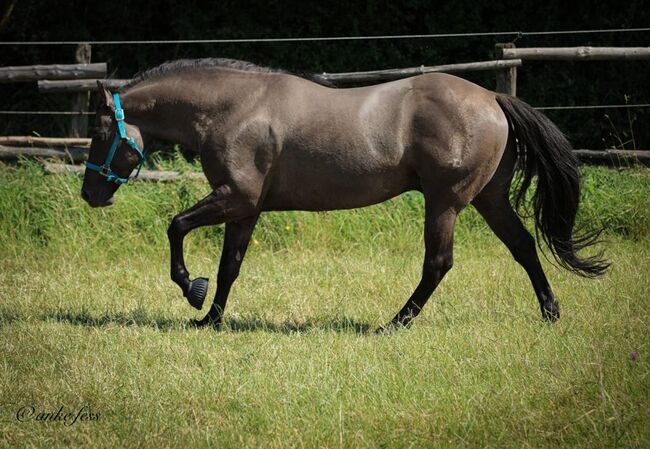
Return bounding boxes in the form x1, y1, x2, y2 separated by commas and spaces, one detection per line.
120, 57, 335, 90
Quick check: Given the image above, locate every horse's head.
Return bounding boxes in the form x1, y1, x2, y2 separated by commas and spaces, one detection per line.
81, 82, 145, 208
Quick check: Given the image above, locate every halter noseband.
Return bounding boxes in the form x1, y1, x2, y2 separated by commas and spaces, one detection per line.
86, 93, 145, 185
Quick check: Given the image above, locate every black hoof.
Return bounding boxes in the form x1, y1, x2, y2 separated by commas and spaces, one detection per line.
542, 301, 560, 322
375, 321, 408, 334
191, 315, 221, 330
186, 277, 209, 310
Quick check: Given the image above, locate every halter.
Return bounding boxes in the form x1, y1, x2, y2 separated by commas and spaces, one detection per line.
86, 93, 145, 185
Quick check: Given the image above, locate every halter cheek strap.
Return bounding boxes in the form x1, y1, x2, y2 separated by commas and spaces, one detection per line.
86, 93, 146, 185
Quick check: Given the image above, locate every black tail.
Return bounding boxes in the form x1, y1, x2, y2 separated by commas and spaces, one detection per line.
496, 94, 609, 278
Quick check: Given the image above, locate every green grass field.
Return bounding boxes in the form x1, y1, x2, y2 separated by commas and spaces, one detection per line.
1, 161, 649, 448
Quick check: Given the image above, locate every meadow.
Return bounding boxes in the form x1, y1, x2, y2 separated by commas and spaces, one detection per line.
1, 160, 648, 448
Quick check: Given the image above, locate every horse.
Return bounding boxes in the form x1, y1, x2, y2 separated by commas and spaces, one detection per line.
81, 58, 608, 331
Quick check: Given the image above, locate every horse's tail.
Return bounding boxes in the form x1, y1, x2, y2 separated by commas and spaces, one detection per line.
495, 94, 609, 278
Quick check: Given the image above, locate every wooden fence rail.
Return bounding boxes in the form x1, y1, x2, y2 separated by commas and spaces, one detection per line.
501, 46, 650, 61
43, 162, 205, 182
0, 63, 107, 83
0, 136, 90, 147
38, 78, 129, 93
573, 149, 650, 163
37, 59, 522, 93
320, 59, 522, 83
0, 145, 88, 163
494, 44, 650, 98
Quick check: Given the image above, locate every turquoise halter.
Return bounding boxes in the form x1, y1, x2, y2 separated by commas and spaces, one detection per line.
86, 93, 145, 185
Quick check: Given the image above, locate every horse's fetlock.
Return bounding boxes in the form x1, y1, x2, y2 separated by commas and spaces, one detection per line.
171, 268, 189, 287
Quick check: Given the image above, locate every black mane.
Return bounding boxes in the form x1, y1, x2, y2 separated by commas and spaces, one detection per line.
121, 57, 334, 90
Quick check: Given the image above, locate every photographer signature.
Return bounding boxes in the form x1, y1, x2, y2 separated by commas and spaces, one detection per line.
16, 405, 100, 426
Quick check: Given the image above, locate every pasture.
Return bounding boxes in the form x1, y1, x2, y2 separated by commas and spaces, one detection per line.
1, 160, 649, 448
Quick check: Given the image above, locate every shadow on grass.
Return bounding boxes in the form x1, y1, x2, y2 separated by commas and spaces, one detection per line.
44, 308, 183, 331
0, 308, 372, 334
224, 316, 372, 334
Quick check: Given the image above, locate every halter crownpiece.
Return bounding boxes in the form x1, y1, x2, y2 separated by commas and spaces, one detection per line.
86, 93, 146, 185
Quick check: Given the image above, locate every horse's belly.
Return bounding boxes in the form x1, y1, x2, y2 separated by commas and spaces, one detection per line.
261, 164, 416, 211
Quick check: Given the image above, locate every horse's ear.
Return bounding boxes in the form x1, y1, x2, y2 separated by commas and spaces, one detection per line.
96, 80, 114, 109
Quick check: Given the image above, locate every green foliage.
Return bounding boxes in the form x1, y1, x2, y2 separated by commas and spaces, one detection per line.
0, 161, 648, 261
578, 166, 650, 237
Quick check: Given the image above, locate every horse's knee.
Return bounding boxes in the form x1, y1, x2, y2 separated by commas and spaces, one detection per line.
167, 216, 185, 239
423, 252, 453, 278
438, 254, 454, 276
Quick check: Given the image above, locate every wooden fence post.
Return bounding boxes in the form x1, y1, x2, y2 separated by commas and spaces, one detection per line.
495, 43, 517, 96
69, 43, 92, 138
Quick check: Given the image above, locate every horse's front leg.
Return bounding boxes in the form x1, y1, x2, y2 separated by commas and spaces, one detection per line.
193, 215, 259, 328
167, 184, 253, 310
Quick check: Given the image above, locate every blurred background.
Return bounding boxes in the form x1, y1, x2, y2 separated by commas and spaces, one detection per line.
1, 0, 648, 151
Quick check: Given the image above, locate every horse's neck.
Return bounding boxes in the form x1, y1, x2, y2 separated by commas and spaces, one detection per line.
121, 82, 219, 151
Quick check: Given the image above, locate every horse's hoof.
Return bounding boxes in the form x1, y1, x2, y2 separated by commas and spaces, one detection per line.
375, 323, 399, 334
376, 317, 411, 334
191, 315, 221, 330
186, 277, 209, 310
542, 301, 560, 322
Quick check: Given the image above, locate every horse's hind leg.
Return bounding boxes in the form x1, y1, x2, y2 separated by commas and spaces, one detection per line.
380, 200, 458, 331
472, 192, 560, 321
193, 215, 258, 328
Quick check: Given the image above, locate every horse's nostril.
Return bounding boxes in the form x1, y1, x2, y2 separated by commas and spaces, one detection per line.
81, 189, 90, 202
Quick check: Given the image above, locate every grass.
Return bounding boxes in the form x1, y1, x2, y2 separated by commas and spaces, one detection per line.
0, 160, 649, 448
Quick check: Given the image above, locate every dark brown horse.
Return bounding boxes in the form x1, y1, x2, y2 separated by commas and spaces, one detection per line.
81, 58, 608, 330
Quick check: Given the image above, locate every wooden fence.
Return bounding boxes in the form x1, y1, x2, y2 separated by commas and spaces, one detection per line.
494, 44, 650, 96
1, 44, 102, 138
33, 59, 521, 93
0, 62, 106, 82
1, 44, 649, 168
0, 52, 522, 168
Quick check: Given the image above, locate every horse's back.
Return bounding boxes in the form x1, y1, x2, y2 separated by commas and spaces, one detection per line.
261, 73, 509, 211
262, 77, 418, 210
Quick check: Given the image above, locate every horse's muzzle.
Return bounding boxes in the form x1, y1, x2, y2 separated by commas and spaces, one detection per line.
81, 188, 114, 208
